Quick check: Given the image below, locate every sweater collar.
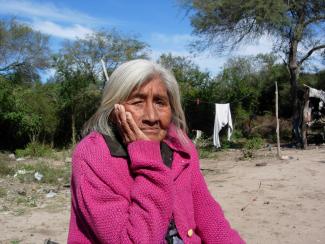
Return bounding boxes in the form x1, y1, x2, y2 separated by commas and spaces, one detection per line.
163, 124, 191, 157
102, 131, 128, 157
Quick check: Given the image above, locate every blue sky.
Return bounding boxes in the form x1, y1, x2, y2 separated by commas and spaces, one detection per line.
2, 0, 322, 78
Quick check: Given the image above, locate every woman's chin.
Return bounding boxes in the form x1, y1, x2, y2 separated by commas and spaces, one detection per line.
143, 131, 167, 141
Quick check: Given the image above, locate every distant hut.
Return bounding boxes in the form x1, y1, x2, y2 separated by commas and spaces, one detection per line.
302, 85, 325, 148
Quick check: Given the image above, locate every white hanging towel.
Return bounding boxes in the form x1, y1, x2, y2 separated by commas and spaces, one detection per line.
213, 103, 233, 148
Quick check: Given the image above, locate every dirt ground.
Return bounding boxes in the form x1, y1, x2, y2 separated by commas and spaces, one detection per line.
1, 146, 325, 244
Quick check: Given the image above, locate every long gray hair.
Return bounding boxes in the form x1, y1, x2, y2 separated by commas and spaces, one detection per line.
83, 59, 187, 141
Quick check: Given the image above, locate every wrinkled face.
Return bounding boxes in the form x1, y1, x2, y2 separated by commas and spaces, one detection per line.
123, 77, 172, 141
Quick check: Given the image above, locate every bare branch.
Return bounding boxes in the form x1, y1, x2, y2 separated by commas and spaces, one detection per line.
0, 62, 25, 72
281, 57, 291, 75
303, 15, 325, 28
298, 44, 325, 66
234, 18, 257, 45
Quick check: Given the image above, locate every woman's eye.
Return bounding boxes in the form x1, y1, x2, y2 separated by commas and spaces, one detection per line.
131, 100, 143, 105
156, 100, 167, 106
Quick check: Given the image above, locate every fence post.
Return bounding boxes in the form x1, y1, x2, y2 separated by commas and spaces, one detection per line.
275, 82, 281, 159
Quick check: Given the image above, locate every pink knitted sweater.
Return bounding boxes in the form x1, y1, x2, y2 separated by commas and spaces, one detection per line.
68, 127, 245, 243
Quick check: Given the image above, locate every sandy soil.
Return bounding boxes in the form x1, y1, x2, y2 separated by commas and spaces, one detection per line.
1, 146, 325, 244
203, 146, 325, 244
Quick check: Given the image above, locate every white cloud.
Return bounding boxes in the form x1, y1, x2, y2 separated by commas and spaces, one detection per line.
32, 21, 93, 40
0, 0, 102, 25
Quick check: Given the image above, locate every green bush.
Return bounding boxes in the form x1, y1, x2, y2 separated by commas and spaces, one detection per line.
242, 137, 264, 159
15, 141, 53, 158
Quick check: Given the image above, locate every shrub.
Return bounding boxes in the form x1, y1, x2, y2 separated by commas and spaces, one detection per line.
15, 141, 53, 158
242, 137, 264, 159
193, 135, 219, 159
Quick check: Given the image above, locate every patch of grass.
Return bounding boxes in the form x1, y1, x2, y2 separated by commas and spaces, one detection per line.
0, 186, 7, 198
10, 240, 22, 244
198, 145, 221, 159
1, 205, 9, 211
15, 195, 37, 207
15, 162, 70, 185
15, 141, 53, 158
0, 161, 15, 176
241, 137, 264, 159
194, 136, 219, 159
13, 208, 25, 216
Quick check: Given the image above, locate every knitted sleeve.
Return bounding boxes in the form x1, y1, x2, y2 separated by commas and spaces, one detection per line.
71, 137, 174, 243
190, 147, 245, 244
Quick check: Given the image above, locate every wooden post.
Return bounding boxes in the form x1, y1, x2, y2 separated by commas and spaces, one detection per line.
101, 59, 110, 83
275, 82, 281, 159
302, 86, 310, 149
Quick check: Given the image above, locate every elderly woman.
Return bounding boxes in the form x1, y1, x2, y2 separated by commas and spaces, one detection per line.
68, 59, 245, 244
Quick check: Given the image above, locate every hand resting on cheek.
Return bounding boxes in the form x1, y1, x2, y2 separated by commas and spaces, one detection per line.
114, 104, 149, 144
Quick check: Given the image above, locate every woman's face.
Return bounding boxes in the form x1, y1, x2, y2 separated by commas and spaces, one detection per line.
122, 77, 172, 141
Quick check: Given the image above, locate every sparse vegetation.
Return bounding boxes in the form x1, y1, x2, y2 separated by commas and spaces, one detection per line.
242, 137, 264, 159
0, 160, 15, 176
15, 194, 37, 207
15, 141, 54, 158
0, 152, 71, 218
10, 240, 22, 244
194, 136, 217, 159
14, 162, 70, 185
0, 186, 7, 198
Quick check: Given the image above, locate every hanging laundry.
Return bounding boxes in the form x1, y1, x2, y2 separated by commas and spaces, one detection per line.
213, 103, 233, 148
308, 86, 325, 110
309, 86, 325, 102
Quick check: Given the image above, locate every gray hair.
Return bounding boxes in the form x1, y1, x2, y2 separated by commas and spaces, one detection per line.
83, 59, 187, 142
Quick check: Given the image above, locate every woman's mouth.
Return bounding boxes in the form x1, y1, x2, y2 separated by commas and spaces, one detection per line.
141, 128, 160, 134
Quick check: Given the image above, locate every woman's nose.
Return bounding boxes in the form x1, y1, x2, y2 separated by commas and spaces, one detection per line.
144, 102, 158, 122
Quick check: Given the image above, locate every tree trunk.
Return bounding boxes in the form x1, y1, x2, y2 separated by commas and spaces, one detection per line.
288, 39, 302, 147
71, 113, 76, 146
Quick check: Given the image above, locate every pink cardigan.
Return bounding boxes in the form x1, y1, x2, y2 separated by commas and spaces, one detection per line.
68, 127, 245, 244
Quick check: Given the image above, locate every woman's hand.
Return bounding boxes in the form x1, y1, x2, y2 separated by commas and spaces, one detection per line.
114, 104, 149, 144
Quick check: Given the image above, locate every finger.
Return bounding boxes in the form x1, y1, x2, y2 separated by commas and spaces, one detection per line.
114, 104, 121, 125
118, 105, 135, 142
114, 104, 131, 143
125, 112, 147, 140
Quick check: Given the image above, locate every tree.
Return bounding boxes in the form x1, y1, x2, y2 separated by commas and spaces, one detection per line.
181, 0, 325, 146
53, 30, 149, 145
159, 53, 211, 94
0, 18, 51, 83
158, 53, 214, 133
0, 79, 59, 149
59, 30, 148, 87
